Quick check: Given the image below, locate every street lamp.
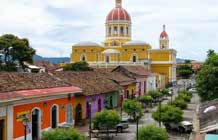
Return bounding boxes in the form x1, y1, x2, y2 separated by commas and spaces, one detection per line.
169, 89, 173, 105
135, 110, 140, 140
22, 118, 29, 140
158, 97, 162, 127
89, 102, 92, 140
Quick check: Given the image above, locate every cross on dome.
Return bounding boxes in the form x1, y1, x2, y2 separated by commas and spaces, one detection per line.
116, 0, 122, 7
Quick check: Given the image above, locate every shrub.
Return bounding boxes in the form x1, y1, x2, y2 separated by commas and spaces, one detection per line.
41, 128, 84, 140
137, 124, 169, 140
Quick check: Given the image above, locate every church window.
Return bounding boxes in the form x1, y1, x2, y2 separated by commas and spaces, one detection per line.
114, 26, 118, 34
81, 54, 86, 61
91, 49, 94, 52
162, 44, 165, 49
142, 49, 145, 51
106, 55, 110, 63
125, 49, 127, 51
133, 49, 136, 51
74, 49, 77, 52
83, 49, 86, 52
132, 55, 137, 63
120, 26, 124, 34
126, 27, 129, 35
109, 27, 112, 34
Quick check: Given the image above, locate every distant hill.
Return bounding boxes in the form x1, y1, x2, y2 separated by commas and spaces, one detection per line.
33, 55, 70, 64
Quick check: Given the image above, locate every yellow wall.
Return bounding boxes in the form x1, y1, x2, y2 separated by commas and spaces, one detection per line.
0, 117, 7, 140
150, 51, 171, 61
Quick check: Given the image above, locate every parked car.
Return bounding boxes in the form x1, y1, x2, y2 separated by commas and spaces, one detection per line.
188, 88, 197, 93
163, 121, 193, 133
94, 119, 129, 133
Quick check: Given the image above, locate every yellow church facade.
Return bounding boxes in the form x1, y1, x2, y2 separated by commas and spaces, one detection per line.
71, 0, 177, 87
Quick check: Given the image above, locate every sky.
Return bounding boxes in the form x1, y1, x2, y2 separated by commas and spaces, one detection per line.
0, 0, 218, 61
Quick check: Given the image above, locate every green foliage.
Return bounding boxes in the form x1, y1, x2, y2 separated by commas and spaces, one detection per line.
177, 60, 193, 78
41, 128, 84, 140
137, 124, 169, 140
160, 89, 170, 96
152, 105, 183, 123
63, 61, 93, 71
171, 97, 187, 109
148, 90, 163, 102
0, 34, 35, 71
196, 50, 218, 101
177, 90, 192, 102
140, 95, 153, 104
92, 109, 121, 129
122, 99, 143, 121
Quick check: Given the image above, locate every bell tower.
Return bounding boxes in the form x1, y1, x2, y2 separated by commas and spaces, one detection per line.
159, 25, 169, 49
116, 0, 122, 7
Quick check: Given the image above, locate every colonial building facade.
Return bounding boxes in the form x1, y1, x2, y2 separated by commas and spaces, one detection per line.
71, 0, 177, 86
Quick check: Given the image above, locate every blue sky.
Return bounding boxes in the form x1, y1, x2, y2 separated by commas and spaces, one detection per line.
0, 0, 218, 61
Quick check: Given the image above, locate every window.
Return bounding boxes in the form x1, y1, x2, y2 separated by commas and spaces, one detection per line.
133, 49, 136, 51
125, 49, 127, 51
126, 27, 129, 35
106, 55, 110, 63
142, 49, 145, 51
120, 26, 124, 34
109, 27, 112, 34
91, 49, 94, 52
66, 104, 73, 124
81, 54, 86, 61
162, 44, 165, 49
83, 49, 86, 52
132, 55, 137, 63
114, 26, 118, 34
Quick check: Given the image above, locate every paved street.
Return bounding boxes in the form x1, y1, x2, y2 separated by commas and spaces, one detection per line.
78, 85, 200, 140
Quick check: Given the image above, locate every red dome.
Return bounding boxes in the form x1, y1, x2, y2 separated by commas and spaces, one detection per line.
160, 31, 168, 38
106, 7, 131, 22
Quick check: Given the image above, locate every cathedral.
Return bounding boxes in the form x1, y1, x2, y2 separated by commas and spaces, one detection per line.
71, 0, 177, 86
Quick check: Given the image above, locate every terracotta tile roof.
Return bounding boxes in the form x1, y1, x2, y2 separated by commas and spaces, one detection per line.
113, 65, 151, 76
53, 71, 123, 96
94, 69, 136, 85
0, 72, 71, 93
33, 60, 61, 72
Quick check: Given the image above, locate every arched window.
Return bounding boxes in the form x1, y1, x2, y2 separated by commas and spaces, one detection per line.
81, 54, 86, 61
126, 27, 129, 35
106, 55, 110, 63
120, 26, 124, 34
114, 26, 118, 34
51, 105, 58, 129
162, 44, 165, 49
109, 27, 112, 34
132, 55, 137, 63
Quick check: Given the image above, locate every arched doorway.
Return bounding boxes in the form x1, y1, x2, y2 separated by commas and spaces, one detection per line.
75, 104, 82, 124
132, 55, 137, 63
51, 105, 58, 129
32, 108, 41, 140
98, 99, 101, 112
66, 104, 73, 125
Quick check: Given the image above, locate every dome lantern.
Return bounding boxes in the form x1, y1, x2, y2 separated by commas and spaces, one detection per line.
116, 0, 122, 7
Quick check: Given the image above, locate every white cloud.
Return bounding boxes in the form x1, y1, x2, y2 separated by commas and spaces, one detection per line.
0, 0, 217, 61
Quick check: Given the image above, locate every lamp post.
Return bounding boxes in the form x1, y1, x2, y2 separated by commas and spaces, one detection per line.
22, 118, 29, 140
89, 102, 92, 140
135, 111, 140, 140
169, 90, 173, 105
158, 97, 162, 127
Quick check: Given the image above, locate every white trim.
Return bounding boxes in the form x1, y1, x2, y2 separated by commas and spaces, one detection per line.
106, 37, 131, 40
31, 107, 42, 140
151, 61, 176, 64
7, 105, 13, 140
50, 104, 59, 129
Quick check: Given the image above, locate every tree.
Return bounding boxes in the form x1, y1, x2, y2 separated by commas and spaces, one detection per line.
152, 105, 183, 123
139, 95, 153, 108
0, 34, 35, 71
177, 59, 193, 78
171, 97, 187, 110
137, 124, 169, 140
92, 109, 121, 130
41, 127, 84, 140
148, 90, 163, 103
160, 89, 170, 96
196, 50, 218, 101
122, 99, 143, 121
63, 61, 93, 71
